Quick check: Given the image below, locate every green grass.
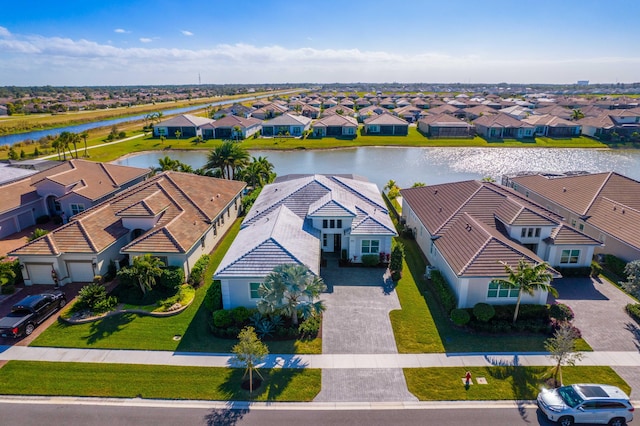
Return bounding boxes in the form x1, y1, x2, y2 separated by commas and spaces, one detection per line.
0, 361, 320, 401
31, 219, 321, 354
404, 366, 629, 401
60, 126, 611, 164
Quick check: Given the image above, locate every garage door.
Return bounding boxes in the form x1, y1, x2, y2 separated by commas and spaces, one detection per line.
0, 218, 17, 238
67, 261, 94, 283
17, 211, 33, 230
26, 264, 55, 285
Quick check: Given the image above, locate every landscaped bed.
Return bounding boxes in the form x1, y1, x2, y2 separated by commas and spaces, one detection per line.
0, 361, 321, 402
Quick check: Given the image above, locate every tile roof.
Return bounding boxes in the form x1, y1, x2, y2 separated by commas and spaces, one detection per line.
156, 114, 214, 128
473, 112, 533, 128
312, 114, 358, 128
206, 115, 261, 129
364, 113, 409, 126
262, 113, 312, 126
509, 172, 640, 250
214, 205, 320, 278
418, 113, 472, 127
545, 224, 601, 246
521, 114, 578, 128
11, 172, 245, 256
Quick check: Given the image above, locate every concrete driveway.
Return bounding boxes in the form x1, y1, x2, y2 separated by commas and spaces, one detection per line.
552, 277, 640, 398
314, 258, 417, 402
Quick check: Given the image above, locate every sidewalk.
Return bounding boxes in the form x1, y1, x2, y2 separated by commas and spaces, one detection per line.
3, 346, 640, 370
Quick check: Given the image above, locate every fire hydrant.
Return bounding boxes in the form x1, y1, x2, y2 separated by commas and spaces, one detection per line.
465, 371, 472, 386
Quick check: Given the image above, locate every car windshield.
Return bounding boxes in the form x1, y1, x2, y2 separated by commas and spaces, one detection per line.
557, 386, 584, 408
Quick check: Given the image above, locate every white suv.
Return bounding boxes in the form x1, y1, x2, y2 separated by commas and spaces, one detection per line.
537, 383, 634, 425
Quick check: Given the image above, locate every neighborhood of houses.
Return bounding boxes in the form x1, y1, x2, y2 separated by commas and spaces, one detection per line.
1, 148, 640, 310
150, 91, 640, 142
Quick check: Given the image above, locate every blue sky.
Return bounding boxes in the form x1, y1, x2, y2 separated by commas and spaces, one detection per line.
1, 0, 639, 86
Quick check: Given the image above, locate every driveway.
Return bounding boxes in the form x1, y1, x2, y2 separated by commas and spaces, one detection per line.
314, 258, 417, 402
552, 277, 640, 399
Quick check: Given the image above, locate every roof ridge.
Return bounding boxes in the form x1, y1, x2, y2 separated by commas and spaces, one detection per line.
99, 162, 119, 187
434, 182, 483, 234
76, 220, 98, 252
582, 171, 613, 215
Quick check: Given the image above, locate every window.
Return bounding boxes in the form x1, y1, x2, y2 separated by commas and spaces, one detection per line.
213, 223, 217, 236
250, 282, 261, 299
527, 228, 534, 237
361, 239, 380, 254
561, 249, 580, 264
337, 219, 342, 228
322, 219, 328, 228
323, 234, 327, 247
521, 228, 527, 238
487, 282, 519, 298
54, 200, 61, 212
200, 236, 206, 248
535, 228, 540, 237
578, 223, 584, 231
70, 203, 85, 215
521, 227, 541, 238
571, 219, 577, 227
330, 219, 335, 228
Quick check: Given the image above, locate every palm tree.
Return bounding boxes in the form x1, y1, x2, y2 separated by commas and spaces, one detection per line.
571, 109, 585, 121
124, 254, 163, 295
240, 156, 275, 188
156, 156, 181, 172
80, 131, 89, 157
491, 258, 557, 324
68, 132, 81, 159
257, 264, 326, 326
384, 179, 397, 192
204, 141, 249, 180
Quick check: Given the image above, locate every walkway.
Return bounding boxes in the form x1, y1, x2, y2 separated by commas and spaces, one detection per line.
314, 259, 416, 402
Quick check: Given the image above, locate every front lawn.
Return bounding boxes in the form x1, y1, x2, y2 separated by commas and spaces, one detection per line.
404, 366, 629, 401
31, 219, 321, 354
0, 361, 321, 402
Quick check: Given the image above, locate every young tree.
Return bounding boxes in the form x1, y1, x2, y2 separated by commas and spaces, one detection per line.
491, 258, 557, 324
232, 326, 268, 395
27, 228, 49, 242
119, 254, 163, 295
544, 322, 583, 387
411, 182, 426, 188
80, 131, 89, 157
389, 242, 404, 281
257, 264, 326, 326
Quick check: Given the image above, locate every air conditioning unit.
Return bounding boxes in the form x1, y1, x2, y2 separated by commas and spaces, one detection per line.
425, 265, 437, 279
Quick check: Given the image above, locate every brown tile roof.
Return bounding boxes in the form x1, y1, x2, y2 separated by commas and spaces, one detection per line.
546, 224, 601, 246
473, 112, 534, 129
418, 113, 472, 127
364, 113, 408, 126
312, 114, 358, 127
576, 113, 615, 129
509, 172, 640, 250
521, 114, 578, 127
207, 115, 261, 129
11, 172, 245, 256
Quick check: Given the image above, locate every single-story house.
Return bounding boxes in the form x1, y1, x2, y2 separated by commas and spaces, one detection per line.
0, 159, 148, 239
393, 105, 425, 123
474, 113, 535, 139
401, 180, 600, 308
11, 172, 245, 286
363, 113, 409, 135
311, 114, 358, 137
356, 105, 385, 123
578, 110, 640, 139
215, 174, 397, 309
417, 113, 474, 138
503, 171, 640, 262
261, 113, 312, 137
521, 114, 582, 137
322, 105, 356, 117
212, 103, 254, 119
201, 115, 262, 140
153, 114, 214, 139
250, 103, 288, 120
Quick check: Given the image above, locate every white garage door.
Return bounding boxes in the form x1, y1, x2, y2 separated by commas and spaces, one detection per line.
17, 211, 33, 230
26, 264, 55, 285
0, 218, 17, 238
67, 261, 94, 283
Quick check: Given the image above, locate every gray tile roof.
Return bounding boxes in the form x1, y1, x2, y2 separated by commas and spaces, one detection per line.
214, 205, 320, 278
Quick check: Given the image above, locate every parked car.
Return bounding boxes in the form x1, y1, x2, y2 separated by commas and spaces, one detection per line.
537, 383, 634, 426
0, 291, 66, 338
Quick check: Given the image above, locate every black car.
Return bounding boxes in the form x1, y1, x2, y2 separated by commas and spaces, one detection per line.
0, 291, 66, 338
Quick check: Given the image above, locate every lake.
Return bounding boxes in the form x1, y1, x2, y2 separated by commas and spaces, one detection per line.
113, 147, 640, 189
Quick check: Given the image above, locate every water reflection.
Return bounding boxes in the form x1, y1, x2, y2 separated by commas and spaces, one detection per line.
114, 147, 640, 189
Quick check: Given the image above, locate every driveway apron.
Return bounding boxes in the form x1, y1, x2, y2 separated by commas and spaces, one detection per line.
314, 259, 417, 402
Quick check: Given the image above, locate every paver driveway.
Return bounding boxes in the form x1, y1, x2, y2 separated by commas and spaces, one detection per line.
314, 259, 417, 402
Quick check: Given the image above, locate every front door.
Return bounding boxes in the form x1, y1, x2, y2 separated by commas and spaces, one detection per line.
333, 234, 341, 252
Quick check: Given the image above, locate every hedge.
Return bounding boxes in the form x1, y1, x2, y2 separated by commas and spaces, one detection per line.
626, 303, 640, 325
429, 270, 457, 314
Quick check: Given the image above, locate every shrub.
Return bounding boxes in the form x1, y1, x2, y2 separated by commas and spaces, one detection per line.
74, 283, 117, 313
158, 267, 184, 290
605, 254, 627, 278
298, 315, 321, 338
430, 270, 457, 314
391, 270, 402, 282
590, 261, 603, 277
213, 310, 233, 328
230, 306, 251, 325
549, 303, 574, 322
626, 303, 640, 325
93, 296, 118, 314
472, 303, 495, 322
450, 308, 470, 326
361, 254, 379, 267
188, 254, 210, 287
204, 280, 222, 312
1, 284, 15, 294
390, 242, 404, 273
27, 228, 49, 242
35, 215, 50, 224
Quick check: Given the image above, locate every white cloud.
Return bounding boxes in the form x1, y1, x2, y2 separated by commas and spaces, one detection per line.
1, 29, 639, 85
181, 30, 194, 36
114, 28, 130, 34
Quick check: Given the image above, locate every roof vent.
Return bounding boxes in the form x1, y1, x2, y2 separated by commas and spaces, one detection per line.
562, 187, 566, 192
216, 193, 220, 198
434, 189, 438, 195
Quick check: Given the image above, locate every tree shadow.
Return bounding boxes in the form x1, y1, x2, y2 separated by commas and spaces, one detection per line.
216, 367, 313, 402
485, 357, 548, 423
83, 312, 135, 345
624, 322, 640, 351
203, 401, 249, 426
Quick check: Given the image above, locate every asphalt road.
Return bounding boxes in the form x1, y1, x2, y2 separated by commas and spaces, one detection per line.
0, 401, 564, 426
